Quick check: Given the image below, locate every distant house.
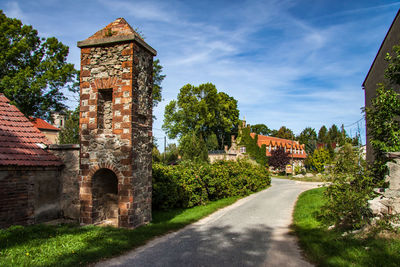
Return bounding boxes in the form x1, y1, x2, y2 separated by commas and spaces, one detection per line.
30, 117, 60, 144
363, 9, 400, 162
208, 123, 307, 170
208, 135, 247, 163
250, 133, 307, 169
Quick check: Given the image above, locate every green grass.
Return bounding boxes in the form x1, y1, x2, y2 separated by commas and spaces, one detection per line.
273, 174, 326, 182
293, 187, 400, 267
0, 196, 239, 267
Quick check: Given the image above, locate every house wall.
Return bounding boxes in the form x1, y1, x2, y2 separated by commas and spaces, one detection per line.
364, 11, 400, 162
208, 153, 239, 163
42, 130, 59, 144
0, 145, 81, 229
0, 166, 60, 228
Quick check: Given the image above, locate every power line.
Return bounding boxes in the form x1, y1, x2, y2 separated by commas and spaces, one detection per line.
343, 117, 364, 128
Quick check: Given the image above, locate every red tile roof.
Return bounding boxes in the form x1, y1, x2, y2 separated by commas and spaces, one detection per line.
0, 94, 62, 166
250, 133, 307, 159
30, 117, 60, 131
86, 18, 143, 41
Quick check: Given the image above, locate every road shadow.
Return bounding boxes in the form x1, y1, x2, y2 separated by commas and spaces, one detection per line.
101, 224, 273, 267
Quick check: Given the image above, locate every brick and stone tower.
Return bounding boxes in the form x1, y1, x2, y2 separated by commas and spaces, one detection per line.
77, 18, 156, 228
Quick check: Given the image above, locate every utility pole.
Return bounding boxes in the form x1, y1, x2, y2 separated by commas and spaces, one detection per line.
164, 136, 166, 161
291, 135, 294, 175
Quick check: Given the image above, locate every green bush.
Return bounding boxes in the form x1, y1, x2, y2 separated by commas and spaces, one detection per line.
308, 147, 331, 173
152, 160, 270, 209
320, 144, 375, 230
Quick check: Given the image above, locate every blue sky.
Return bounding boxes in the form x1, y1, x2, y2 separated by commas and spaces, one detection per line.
1, 0, 400, 146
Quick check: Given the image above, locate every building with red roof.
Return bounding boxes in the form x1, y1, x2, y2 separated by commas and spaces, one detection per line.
30, 117, 60, 144
0, 93, 80, 228
0, 94, 62, 167
250, 133, 306, 159
209, 119, 307, 172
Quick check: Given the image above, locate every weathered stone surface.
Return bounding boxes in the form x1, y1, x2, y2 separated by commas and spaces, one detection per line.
49, 144, 80, 220
369, 153, 400, 219
78, 18, 154, 228
386, 158, 400, 190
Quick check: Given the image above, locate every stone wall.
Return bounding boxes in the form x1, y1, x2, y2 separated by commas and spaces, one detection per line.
130, 42, 153, 227
78, 29, 154, 228
0, 145, 81, 228
369, 152, 400, 217
49, 144, 80, 220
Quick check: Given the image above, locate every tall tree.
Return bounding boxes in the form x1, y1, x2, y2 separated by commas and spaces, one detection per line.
327, 124, 341, 145
152, 59, 166, 108
271, 126, 295, 140
163, 83, 239, 148
251, 124, 271, 135
179, 131, 209, 162
297, 127, 317, 155
318, 125, 328, 144
0, 11, 78, 119
58, 107, 79, 144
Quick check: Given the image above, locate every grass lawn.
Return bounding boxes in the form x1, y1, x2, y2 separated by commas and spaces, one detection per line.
293, 187, 400, 267
273, 174, 326, 182
0, 196, 240, 267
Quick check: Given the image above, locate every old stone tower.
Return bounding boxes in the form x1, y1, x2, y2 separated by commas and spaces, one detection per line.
77, 18, 156, 228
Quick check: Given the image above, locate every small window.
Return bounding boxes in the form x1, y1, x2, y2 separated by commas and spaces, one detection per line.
60, 119, 63, 127
240, 146, 246, 153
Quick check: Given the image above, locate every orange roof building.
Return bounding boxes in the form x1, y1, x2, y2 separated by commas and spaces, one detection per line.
250, 133, 307, 159
30, 117, 60, 144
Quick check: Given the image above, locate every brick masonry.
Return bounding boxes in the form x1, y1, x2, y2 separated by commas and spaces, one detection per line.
78, 18, 155, 228
0, 166, 61, 228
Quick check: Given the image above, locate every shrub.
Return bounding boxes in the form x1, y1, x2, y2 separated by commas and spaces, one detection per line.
308, 148, 331, 173
152, 160, 270, 210
320, 144, 375, 230
269, 147, 290, 171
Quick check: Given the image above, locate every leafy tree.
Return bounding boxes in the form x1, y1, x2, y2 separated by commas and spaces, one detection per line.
321, 144, 374, 230
271, 126, 294, 140
179, 132, 209, 162
206, 133, 219, 151
317, 125, 328, 144
152, 145, 162, 163
365, 85, 400, 180
269, 147, 290, 171
308, 147, 330, 173
0, 11, 78, 119
152, 59, 165, 108
238, 126, 268, 166
163, 83, 239, 148
162, 143, 180, 164
251, 124, 271, 135
297, 127, 317, 155
365, 45, 400, 180
58, 107, 79, 144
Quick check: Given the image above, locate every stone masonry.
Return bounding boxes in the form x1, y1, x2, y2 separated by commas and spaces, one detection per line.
369, 152, 400, 218
77, 18, 156, 228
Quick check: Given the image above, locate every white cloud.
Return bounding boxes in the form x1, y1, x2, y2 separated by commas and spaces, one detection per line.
3, 1, 27, 22
98, 0, 176, 22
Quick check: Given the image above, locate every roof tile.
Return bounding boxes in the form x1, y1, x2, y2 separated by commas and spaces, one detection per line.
250, 133, 307, 159
0, 93, 62, 167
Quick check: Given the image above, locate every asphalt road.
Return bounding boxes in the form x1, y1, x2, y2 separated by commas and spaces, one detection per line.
96, 178, 322, 267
